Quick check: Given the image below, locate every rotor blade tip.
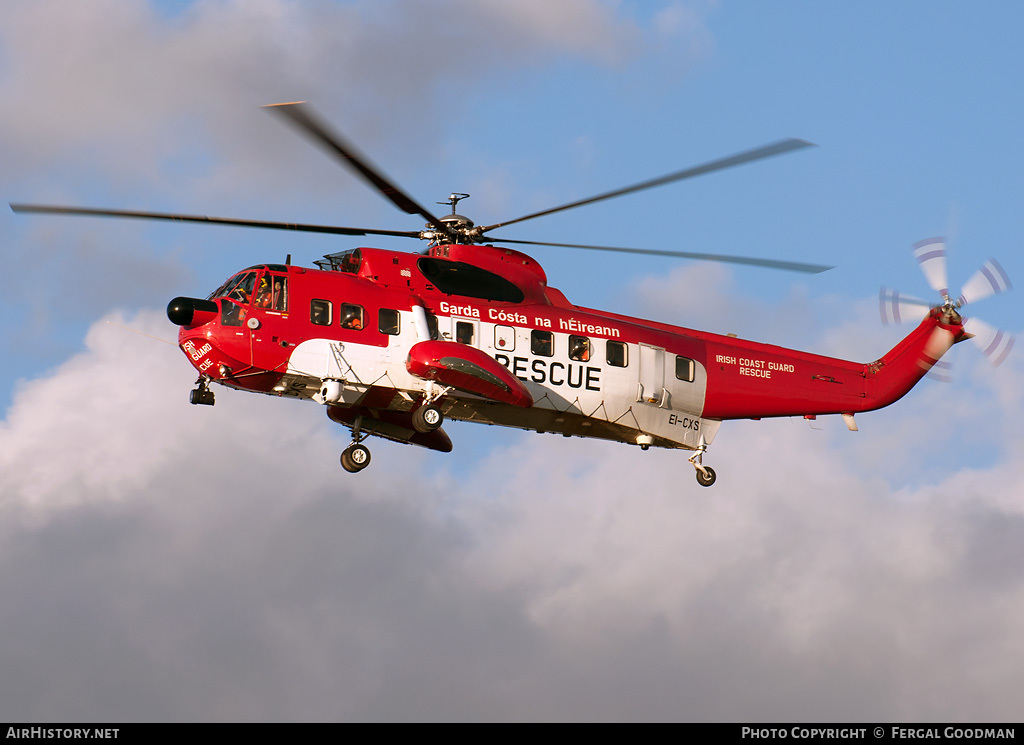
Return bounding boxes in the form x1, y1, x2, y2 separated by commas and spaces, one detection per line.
262, 100, 307, 108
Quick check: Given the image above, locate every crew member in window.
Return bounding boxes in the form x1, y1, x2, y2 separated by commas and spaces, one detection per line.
570, 336, 590, 362
255, 276, 272, 308
272, 278, 287, 311
341, 306, 363, 330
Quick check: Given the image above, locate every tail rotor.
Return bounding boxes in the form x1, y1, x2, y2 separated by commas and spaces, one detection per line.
880, 237, 1013, 374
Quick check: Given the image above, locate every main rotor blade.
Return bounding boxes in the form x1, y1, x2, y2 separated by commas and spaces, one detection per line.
264, 102, 449, 234
9, 203, 422, 239
477, 138, 815, 233
486, 236, 833, 274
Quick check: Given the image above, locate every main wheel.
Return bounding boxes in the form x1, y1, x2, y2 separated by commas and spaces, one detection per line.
695, 466, 717, 487
341, 443, 371, 473
412, 404, 443, 433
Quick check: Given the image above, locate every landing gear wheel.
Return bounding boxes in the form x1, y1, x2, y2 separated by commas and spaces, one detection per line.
341, 443, 371, 473
695, 466, 717, 488
412, 404, 443, 433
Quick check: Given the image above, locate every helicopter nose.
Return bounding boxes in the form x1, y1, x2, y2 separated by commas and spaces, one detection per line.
167, 297, 219, 328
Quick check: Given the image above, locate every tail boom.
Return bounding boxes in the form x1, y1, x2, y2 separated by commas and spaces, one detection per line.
701, 308, 966, 420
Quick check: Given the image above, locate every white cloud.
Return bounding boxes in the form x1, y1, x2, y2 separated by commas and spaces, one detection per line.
0, 0, 649, 204
1, 306, 1023, 721
2, 0, 694, 390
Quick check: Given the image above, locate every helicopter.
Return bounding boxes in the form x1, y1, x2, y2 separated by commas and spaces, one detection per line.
11, 102, 1012, 486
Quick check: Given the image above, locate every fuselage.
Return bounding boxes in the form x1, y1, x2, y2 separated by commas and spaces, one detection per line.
173, 243, 965, 454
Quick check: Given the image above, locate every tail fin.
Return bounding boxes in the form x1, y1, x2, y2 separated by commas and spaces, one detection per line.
858, 308, 967, 412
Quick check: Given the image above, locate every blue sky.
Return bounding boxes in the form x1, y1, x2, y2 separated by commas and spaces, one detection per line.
2, 0, 1023, 722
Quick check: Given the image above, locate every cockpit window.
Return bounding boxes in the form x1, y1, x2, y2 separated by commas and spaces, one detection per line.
211, 271, 257, 305
209, 274, 241, 300
254, 274, 273, 309
235, 272, 257, 305
220, 298, 244, 327
254, 274, 288, 312
271, 276, 288, 311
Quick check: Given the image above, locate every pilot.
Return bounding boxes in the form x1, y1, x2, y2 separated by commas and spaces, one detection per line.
255, 277, 272, 308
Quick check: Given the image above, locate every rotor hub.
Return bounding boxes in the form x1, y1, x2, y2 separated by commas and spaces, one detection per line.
420, 193, 482, 244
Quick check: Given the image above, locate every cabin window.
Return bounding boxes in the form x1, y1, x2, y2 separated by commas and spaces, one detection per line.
340, 303, 364, 330
456, 321, 475, 345
531, 330, 553, 357
675, 355, 695, 382
607, 340, 628, 367
426, 312, 439, 340
379, 308, 400, 335
494, 325, 515, 352
568, 335, 591, 362
310, 299, 332, 326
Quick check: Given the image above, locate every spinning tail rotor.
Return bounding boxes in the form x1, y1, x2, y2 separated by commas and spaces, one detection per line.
880, 237, 1013, 369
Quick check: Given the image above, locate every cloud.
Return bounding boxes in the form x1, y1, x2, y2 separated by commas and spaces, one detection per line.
0, 0, 648, 204
1, 0, 694, 395
1, 305, 1023, 721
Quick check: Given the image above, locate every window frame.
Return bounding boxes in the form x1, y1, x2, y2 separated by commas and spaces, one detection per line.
379, 308, 400, 335
606, 340, 628, 367
531, 329, 554, 357
675, 355, 695, 382
494, 324, 515, 352
310, 298, 333, 326
455, 320, 475, 345
568, 335, 591, 362
339, 303, 365, 330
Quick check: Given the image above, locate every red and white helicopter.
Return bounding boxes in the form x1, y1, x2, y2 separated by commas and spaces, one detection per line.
12, 103, 1012, 486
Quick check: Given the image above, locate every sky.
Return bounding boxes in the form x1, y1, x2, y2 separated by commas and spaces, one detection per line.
1, 0, 1023, 723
